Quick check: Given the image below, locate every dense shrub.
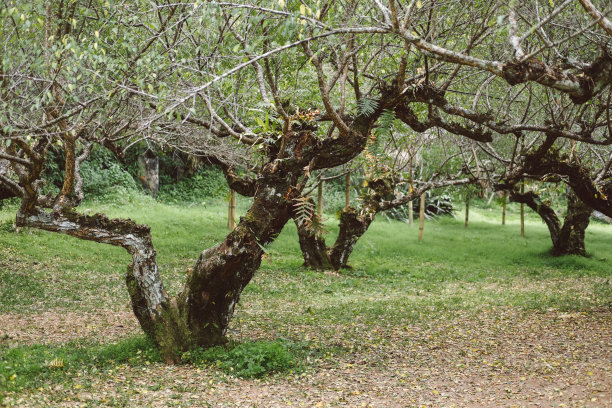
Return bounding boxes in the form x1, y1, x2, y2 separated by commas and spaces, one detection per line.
158, 167, 227, 203
41, 146, 138, 200
182, 340, 295, 378
80, 150, 139, 198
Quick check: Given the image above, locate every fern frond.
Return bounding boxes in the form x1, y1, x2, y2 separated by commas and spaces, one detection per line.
357, 98, 378, 117
293, 196, 316, 228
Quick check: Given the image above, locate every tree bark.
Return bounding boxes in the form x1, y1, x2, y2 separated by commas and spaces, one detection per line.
176, 137, 312, 351
345, 172, 351, 208
408, 200, 414, 226
520, 181, 525, 237
138, 150, 160, 197
516, 142, 612, 218
327, 177, 396, 269
464, 195, 470, 228
294, 218, 333, 269
14, 208, 185, 360
317, 182, 323, 220
502, 191, 507, 225
509, 190, 560, 243
554, 192, 592, 256
15, 129, 335, 361
7, 79, 443, 362
296, 176, 401, 270
0, 185, 17, 201
228, 189, 236, 230
293, 196, 333, 269
329, 207, 375, 269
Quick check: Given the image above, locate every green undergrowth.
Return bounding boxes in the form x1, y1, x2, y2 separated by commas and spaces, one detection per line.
182, 339, 299, 379
0, 336, 161, 396
0, 194, 611, 398
0, 337, 335, 395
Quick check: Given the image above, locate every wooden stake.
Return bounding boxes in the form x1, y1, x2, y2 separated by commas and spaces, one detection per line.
520, 181, 525, 237
465, 195, 470, 229
317, 182, 323, 219
418, 193, 425, 242
502, 191, 507, 225
408, 155, 414, 226
345, 172, 351, 208
408, 200, 414, 227
228, 189, 236, 230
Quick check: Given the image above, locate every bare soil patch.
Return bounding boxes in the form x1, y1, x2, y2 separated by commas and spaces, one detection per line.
2, 308, 609, 407
0, 310, 138, 346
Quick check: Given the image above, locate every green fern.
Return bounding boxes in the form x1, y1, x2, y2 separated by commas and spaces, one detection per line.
357, 98, 378, 117
375, 109, 396, 136
293, 196, 316, 228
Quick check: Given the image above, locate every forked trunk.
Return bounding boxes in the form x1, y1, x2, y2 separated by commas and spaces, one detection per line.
291, 193, 335, 269
8, 81, 410, 362
16, 130, 327, 362
294, 214, 333, 269
553, 192, 592, 256
329, 207, 375, 269
294, 205, 374, 270
509, 190, 592, 256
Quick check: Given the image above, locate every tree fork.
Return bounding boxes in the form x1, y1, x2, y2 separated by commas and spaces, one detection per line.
293, 196, 333, 269
509, 190, 592, 256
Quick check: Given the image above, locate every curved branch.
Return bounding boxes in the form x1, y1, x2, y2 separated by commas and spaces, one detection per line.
579, 0, 612, 36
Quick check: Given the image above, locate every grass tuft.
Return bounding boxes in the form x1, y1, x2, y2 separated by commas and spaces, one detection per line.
182, 340, 296, 379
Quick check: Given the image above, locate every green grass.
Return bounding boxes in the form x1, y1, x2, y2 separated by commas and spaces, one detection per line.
0, 336, 161, 394
1, 196, 611, 396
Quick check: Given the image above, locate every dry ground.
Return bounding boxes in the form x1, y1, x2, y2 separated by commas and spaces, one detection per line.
1, 307, 610, 407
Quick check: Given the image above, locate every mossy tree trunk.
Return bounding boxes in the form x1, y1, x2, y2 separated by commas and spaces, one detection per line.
553, 192, 592, 256
328, 207, 376, 269
15, 127, 366, 361
295, 176, 471, 270
9, 79, 480, 362
294, 215, 334, 269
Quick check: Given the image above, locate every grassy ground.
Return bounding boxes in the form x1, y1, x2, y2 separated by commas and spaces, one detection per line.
0, 196, 610, 407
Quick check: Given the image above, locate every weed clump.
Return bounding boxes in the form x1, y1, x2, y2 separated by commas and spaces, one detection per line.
182, 340, 295, 378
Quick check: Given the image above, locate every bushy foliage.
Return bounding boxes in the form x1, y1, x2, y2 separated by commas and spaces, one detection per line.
158, 167, 227, 203
182, 340, 295, 378
41, 147, 139, 200
80, 150, 139, 199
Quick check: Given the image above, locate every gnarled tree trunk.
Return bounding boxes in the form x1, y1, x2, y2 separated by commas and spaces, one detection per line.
7, 77, 454, 362
554, 192, 592, 256
14, 128, 372, 362
14, 208, 186, 360
293, 197, 333, 269
294, 177, 395, 270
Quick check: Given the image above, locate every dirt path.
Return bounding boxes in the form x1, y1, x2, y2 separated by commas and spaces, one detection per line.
1, 308, 610, 407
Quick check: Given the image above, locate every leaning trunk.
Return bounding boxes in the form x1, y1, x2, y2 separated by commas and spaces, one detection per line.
16, 131, 322, 361
14, 208, 187, 360
176, 154, 302, 350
